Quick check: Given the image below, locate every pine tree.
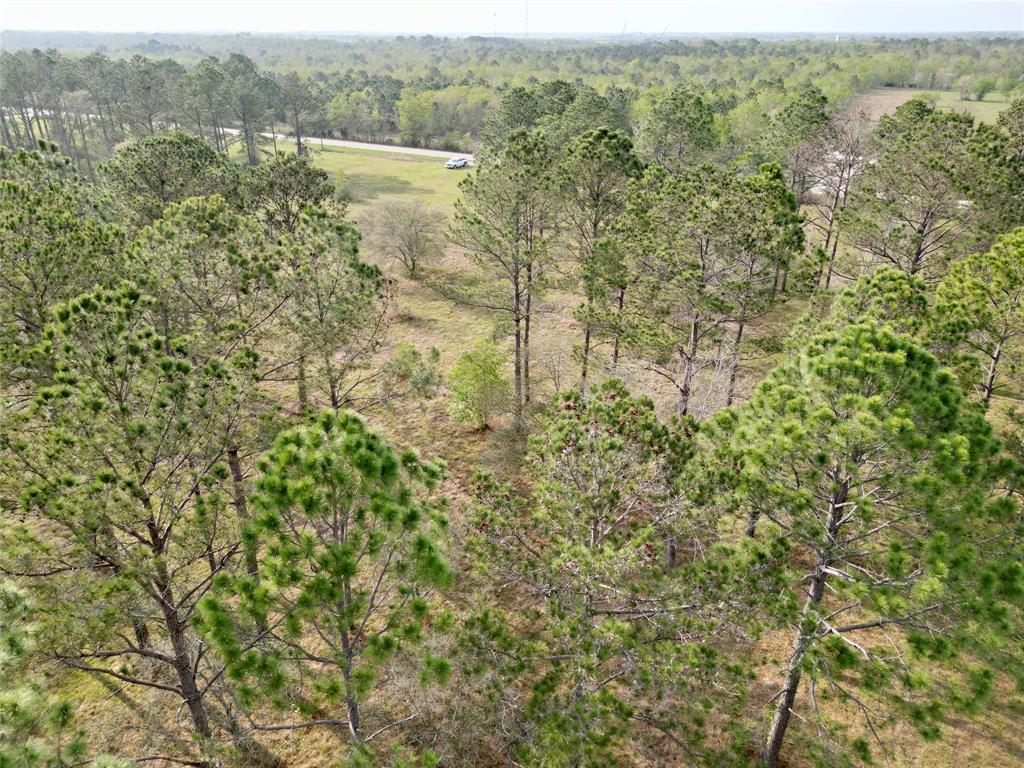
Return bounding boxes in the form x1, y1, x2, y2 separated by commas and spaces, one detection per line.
221, 54, 276, 166
198, 410, 453, 747
275, 72, 320, 156
935, 227, 1024, 405
465, 381, 777, 766
708, 321, 1014, 766
828, 266, 932, 338
241, 151, 333, 235
279, 208, 436, 413
763, 84, 830, 203
130, 194, 278, 364
99, 131, 241, 226
0, 284, 258, 760
840, 98, 1007, 281
635, 85, 717, 173
0, 145, 125, 387
558, 128, 640, 390
447, 130, 560, 423
618, 163, 802, 416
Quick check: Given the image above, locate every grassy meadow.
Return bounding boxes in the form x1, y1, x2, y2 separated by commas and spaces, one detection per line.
305, 143, 466, 220
858, 87, 1010, 122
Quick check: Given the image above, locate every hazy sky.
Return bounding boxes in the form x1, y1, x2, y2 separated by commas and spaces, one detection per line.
1, 0, 1021, 36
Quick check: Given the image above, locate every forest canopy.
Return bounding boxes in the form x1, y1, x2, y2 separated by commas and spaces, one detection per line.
1, 25, 1023, 768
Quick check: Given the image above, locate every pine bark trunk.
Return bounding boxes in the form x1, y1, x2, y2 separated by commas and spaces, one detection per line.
762, 476, 847, 766
982, 342, 1003, 404
726, 320, 746, 407
154, 558, 213, 739
678, 314, 700, 415
512, 268, 524, 428
227, 447, 259, 580
524, 263, 532, 408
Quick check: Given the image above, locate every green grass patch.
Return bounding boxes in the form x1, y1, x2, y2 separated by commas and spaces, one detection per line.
300, 143, 467, 220
858, 88, 1010, 123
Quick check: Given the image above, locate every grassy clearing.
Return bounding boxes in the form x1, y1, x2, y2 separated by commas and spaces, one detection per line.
293, 142, 466, 222
857, 88, 1010, 123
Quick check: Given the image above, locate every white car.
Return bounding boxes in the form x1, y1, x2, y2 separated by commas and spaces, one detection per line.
445, 156, 468, 169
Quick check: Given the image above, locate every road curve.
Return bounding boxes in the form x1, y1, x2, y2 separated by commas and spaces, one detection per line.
260, 132, 475, 163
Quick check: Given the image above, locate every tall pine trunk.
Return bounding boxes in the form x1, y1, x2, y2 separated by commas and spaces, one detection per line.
512, 269, 524, 428
153, 558, 213, 740
297, 354, 309, 413
293, 108, 303, 155
678, 314, 700, 415
524, 262, 532, 407
611, 285, 626, 367
726, 319, 746, 407
763, 477, 847, 766
762, 570, 826, 767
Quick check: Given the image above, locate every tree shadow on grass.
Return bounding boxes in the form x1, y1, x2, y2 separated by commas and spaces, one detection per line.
343, 173, 424, 202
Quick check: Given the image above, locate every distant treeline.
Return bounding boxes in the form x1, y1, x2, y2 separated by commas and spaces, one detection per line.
1, 34, 1022, 159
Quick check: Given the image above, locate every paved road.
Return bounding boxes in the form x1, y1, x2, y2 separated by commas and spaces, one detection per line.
261, 132, 475, 163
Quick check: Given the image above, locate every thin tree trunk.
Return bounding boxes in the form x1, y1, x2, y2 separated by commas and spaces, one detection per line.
763, 477, 847, 766
770, 261, 782, 300
823, 168, 852, 289
339, 601, 362, 743
982, 341, 1003, 405
243, 119, 259, 165
154, 561, 213, 740
75, 115, 94, 178
297, 355, 309, 413
227, 447, 259, 580
524, 263, 532, 407
579, 294, 593, 393
0, 108, 15, 148
678, 314, 700, 416
33, 98, 51, 141
7, 108, 25, 147
824, 230, 841, 289
512, 268, 528, 430
96, 102, 111, 146
612, 285, 625, 367
664, 536, 677, 570
909, 212, 933, 276
762, 571, 826, 767
726, 319, 746, 407
19, 107, 37, 147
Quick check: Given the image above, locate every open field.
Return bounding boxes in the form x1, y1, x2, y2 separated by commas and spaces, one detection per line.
857, 87, 1010, 122
289, 142, 466, 221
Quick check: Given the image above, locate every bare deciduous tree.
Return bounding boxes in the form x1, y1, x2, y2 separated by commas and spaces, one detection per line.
369, 199, 444, 278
